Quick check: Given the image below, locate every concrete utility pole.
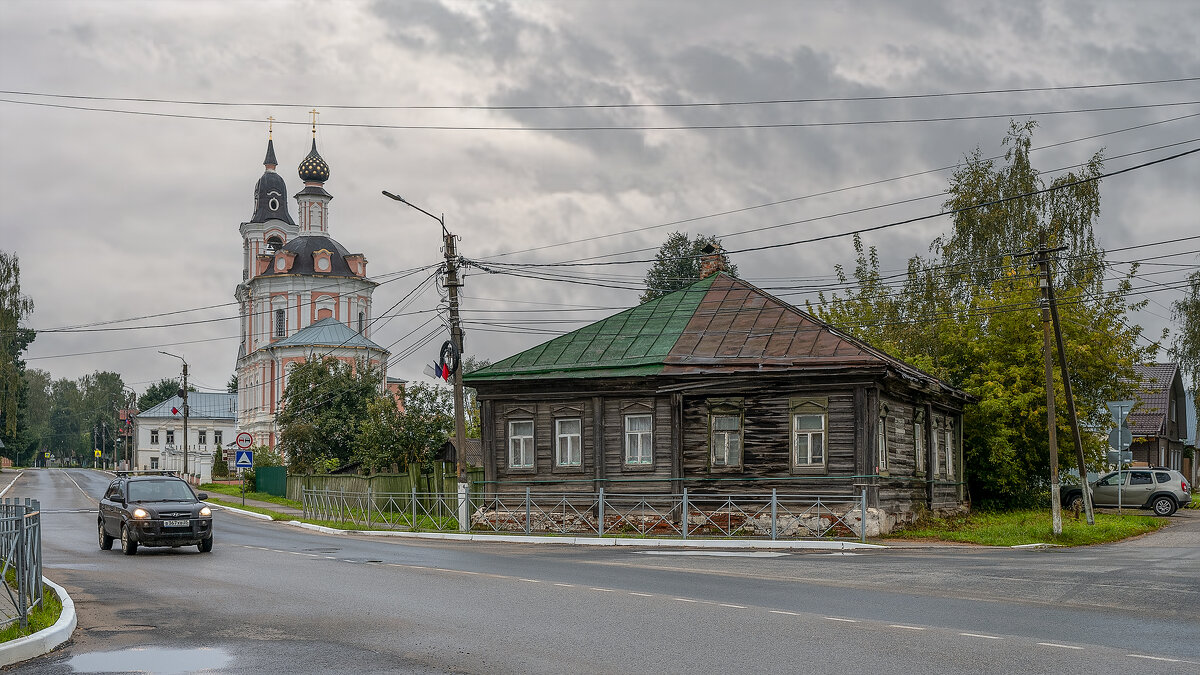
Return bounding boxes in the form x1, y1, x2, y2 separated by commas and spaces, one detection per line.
381, 191, 470, 532
1047, 268, 1095, 525
1035, 240, 1064, 536
160, 351, 190, 480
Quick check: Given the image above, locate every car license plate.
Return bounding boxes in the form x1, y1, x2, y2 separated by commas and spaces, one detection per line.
162, 519, 189, 527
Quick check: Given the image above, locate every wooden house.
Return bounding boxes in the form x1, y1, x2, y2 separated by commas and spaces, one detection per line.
465, 272, 972, 527
1128, 363, 1187, 471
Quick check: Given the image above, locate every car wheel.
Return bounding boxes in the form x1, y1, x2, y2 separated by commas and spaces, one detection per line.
120, 523, 138, 556
198, 535, 213, 553
1152, 496, 1177, 517
1066, 494, 1084, 511
98, 519, 114, 550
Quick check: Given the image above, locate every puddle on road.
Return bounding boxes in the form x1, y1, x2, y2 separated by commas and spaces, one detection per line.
68, 646, 231, 674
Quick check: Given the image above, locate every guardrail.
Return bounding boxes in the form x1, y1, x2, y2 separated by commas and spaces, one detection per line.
302, 488, 868, 542
0, 499, 43, 631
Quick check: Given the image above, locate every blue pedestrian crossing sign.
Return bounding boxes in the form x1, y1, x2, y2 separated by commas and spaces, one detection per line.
235, 450, 254, 469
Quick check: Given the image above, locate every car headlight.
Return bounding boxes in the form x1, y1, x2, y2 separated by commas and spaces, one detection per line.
199, 506, 211, 517
132, 508, 150, 519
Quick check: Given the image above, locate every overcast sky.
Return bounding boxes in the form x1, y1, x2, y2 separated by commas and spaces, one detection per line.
2, 0, 1198, 397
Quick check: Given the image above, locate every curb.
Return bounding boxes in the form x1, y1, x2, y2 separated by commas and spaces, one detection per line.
205, 502, 275, 521
282, 520, 885, 550
0, 577, 77, 668
0, 472, 23, 498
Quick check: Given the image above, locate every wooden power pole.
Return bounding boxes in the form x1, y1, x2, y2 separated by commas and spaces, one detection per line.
1035, 238, 1064, 535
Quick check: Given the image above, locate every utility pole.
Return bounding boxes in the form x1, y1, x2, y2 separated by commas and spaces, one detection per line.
1035, 237, 1064, 535
182, 361, 190, 480
1047, 271, 1095, 525
381, 191, 470, 531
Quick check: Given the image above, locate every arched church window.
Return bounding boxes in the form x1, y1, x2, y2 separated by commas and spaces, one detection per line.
358, 312, 365, 334
266, 236, 283, 253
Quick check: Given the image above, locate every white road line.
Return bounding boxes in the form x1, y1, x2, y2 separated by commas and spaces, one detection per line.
590, 588, 614, 592
719, 603, 746, 609
825, 617, 858, 623
1127, 655, 1180, 662
553, 583, 574, 587
770, 610, 799, 616
59, 469, 97, 504
675, 598, 698, 603
1038, 643, 1083, 650
630, 592, 653, 597
890, 625, 926, 631
960, 633, 1002, 640
519, 578, 540, 583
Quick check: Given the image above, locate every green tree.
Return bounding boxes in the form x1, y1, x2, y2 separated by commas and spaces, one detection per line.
1170, 270, 1200, 426
354, 383, 454, 473
641, 232, 738, 303
0, 251, 35, 444
276, 357, 382, 473
227, 374, 238, 393
15, 369, 52, 465
815, 122, 1149, 508
138, 378, 193, 411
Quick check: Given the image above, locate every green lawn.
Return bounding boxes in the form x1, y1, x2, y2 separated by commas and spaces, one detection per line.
885, 508, 1166, 547
199, 483, 302, 510
0, 579, 63, 643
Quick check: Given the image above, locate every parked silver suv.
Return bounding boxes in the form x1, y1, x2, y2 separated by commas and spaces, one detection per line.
1062, 468, 1190, 516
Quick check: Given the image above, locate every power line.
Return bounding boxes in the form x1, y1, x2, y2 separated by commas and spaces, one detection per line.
5, 75, 1198, 110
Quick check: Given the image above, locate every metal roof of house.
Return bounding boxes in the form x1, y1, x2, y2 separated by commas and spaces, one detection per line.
1128, 363, 1180, 437
273, 316, 387, 352
137, 392, 237, 420
466, 273, 966, 397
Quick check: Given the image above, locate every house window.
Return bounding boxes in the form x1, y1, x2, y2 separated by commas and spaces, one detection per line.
624, 414, 653, 465
214, 431, 222, 447
150, 457, 159, 469
150, 430, 159, 445
555, 418, 582, 467
508, 420, 534, 469
275, 308, 286, 338
877, 412, 888, 472
710, 415, 742, 468
198, 430, 207, 445
914, 412, 926, 475
792, 413, 825, 468
165, 430, 175, 445
358, 311, 365, 334
944, 422, 954, 479
931, 423, 940, 477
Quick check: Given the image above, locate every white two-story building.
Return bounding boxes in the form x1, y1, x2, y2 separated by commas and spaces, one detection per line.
134, 392, 237, 482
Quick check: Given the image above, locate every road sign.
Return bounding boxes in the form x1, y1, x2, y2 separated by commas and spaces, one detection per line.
94, 449, 101, 458
1106, 400, 1136, 425
44, 452, 50, 459
235, 431, 253, 449
235, 450, 254, 469
1108, 428, 1132, 450
1107, 450, 1133, 465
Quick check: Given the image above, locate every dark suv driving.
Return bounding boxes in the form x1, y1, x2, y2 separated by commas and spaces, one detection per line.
98, 471, 213, 555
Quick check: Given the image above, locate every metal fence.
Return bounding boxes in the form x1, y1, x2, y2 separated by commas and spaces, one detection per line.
303, 487, 867, 542
0, 498, 43, 631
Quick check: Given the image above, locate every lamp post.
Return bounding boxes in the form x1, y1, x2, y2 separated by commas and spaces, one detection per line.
382, 190, 470, 531
159, 351, 190, 480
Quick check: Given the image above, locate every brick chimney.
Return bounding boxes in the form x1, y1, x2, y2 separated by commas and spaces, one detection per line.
698, 243, 728, 279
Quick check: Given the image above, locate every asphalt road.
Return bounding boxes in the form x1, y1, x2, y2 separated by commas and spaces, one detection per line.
5, 468, 1198, 674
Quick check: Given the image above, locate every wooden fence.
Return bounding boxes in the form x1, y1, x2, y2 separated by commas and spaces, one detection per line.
286, 463, 485, 502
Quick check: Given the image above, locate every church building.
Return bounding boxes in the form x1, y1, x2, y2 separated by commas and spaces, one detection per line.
235, 124, 390, 448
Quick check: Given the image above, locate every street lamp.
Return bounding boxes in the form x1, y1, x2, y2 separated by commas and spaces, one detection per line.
382, 190, 470, 531
159, 351, 190, 480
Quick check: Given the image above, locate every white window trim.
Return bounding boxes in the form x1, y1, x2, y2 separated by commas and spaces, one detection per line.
914, 420, 925, 475
944, 425, 954, 479
555, 418, 582, 467
624, 414, 653, 465
791, 413, 826, 469
150, 430, 159, 445
877, 414, 888, 472
165, 430, 175, 445
710, 414, 742, 468
508, 420, 534, 469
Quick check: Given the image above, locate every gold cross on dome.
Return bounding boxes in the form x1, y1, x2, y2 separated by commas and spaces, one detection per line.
310, 109, 320, 136
267, 116, 275, 139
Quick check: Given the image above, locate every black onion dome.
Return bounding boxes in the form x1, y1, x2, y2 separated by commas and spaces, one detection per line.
258, 235, 355, 277
251, 169, 295, 225
298, 139, 330, 183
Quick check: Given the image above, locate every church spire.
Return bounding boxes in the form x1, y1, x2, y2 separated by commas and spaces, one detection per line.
263, 116, 278, 169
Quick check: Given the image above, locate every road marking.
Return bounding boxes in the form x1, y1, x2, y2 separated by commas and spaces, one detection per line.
675, 598, 698, 603
638, 550, 788, 558
890, 625, 926, 631
630, 592, 653, 597
960, 633, 1002, 640
553, 583, 574, 587
1038, 643, 1083, 650
590, 588, 614, 592
519, 578, 540, 583
719, 603, 746, 609
770, 610, 799, 616
825, 617, 858, 623
1127, 655, 1180, 662
59, 470, 97, 504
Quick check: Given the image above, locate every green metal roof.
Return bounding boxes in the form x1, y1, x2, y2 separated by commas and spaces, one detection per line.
273, 317, 387, 352
465, 275, 717, 381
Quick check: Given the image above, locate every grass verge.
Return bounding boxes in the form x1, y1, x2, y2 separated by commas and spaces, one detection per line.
199, 483, 302, 510
206, 497, 293, 521
0, 579, 63, 643
885, 508, 1166, 546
